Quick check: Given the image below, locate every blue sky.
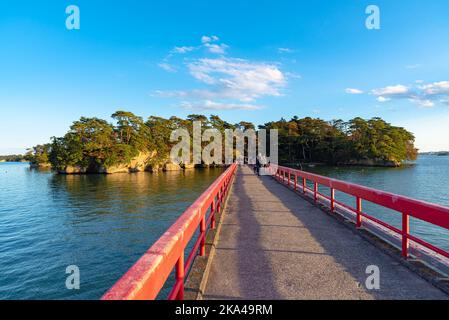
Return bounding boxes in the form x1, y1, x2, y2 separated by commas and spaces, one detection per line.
1, 0, 449, 153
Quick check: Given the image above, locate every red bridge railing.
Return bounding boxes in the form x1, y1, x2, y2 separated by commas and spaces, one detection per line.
273, 165, 449, 260
102, 163, 237, 300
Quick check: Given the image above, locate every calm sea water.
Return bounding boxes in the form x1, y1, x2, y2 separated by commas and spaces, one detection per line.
0, 164, 223, 300
0, 156, 448, 299
305, 155, 449, 252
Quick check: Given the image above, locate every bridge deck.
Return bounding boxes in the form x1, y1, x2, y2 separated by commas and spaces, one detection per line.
203, 165, 447, 300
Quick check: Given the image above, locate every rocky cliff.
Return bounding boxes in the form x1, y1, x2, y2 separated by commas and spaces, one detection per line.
56, 151, 187, 174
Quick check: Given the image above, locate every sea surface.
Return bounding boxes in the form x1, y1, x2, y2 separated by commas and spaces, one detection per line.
0, 156, 448, 299
304, 155, 449, 254
0, 164, 223, 299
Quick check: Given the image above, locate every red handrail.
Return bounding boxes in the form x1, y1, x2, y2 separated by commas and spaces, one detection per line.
273, 165, 449, 260
101, 163, 237, 300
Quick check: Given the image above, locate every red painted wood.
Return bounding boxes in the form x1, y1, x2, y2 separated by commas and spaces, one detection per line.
102, 163, 237, 300
277, 165, 449, 260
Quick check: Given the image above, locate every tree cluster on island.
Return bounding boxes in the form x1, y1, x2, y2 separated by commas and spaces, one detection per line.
0, 155, 27, 162
24, 111, 418, 173
261, 116, 418, 167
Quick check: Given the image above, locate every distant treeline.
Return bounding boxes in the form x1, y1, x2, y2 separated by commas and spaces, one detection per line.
419, 151, 449, 156
261, 116, 418, 166
26, 111, 418, 171
0, 155, 25, 162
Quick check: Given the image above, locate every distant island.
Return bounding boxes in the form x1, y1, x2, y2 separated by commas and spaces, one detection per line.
21, 111, 418, 174
419, 151, 449, 156
0, 155, 27, 163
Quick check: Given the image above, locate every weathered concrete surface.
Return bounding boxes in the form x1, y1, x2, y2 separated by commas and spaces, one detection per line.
203, 166, 448, 300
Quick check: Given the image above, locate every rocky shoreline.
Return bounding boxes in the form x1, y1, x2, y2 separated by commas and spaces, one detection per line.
341, 159, 402, 167
30, 151, 224, 175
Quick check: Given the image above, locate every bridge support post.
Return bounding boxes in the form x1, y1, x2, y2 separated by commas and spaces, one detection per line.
200, 217, 206, 256
402, 213, 410, 259
211, 201, 216, 229
330, 188, 335, 212
302, 178, 306, 194
216, 191, 221, 213
294, 175, 297, 191
175, 252, 185, 300
356, 197, 362, 228
314, 182, 318, 203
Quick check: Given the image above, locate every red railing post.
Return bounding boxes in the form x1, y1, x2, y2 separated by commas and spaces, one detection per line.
330, 188, 335, 213
263, 165, 449, 266
356, 197, 362, 228
216, 191, 221, 213
223, 180, 227, 198
103, 164, 449, 300
211, 201, 216, 229
200, 217, 206, 256
288, 171, 291, 187
402, 213, 410, 258
176, 252, 184, 300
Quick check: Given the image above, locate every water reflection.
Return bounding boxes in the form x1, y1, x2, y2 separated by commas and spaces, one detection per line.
0, 164, 223, 300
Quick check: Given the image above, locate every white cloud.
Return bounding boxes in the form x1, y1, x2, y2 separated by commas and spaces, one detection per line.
181, 100, 262, 110
419, 81, 449, 95
411, 99, 434, 108
155, 37, 288, 110
158, 63, 176, 73
345, 88, 364, 94
376, 96, 390, 102
365, 81, 449, 108
186, 58, 286, 102
278, 48, 294, 53
201, 35, 219, 44
205, 43, 229, 54
171, 46, 196, 54
372, 84, 409, 96
201, 36, 212, 44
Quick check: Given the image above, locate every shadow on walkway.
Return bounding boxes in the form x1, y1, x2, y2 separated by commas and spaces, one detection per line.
203, 166, 447, 300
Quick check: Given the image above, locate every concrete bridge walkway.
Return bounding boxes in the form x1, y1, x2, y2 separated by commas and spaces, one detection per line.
203, 165, 448, 300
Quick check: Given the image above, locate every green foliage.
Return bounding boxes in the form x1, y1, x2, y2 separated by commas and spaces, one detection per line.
261, 117, 418, 165
0, 154, 25, 162
25, 144, 51, 165
42, 112, 233, 170
28, 111, 417, 171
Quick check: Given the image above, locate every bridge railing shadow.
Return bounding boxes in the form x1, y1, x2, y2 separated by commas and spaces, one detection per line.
251, 167, 443, 300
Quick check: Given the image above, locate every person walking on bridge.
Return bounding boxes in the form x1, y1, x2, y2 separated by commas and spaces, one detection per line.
255, 154, 262, 176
